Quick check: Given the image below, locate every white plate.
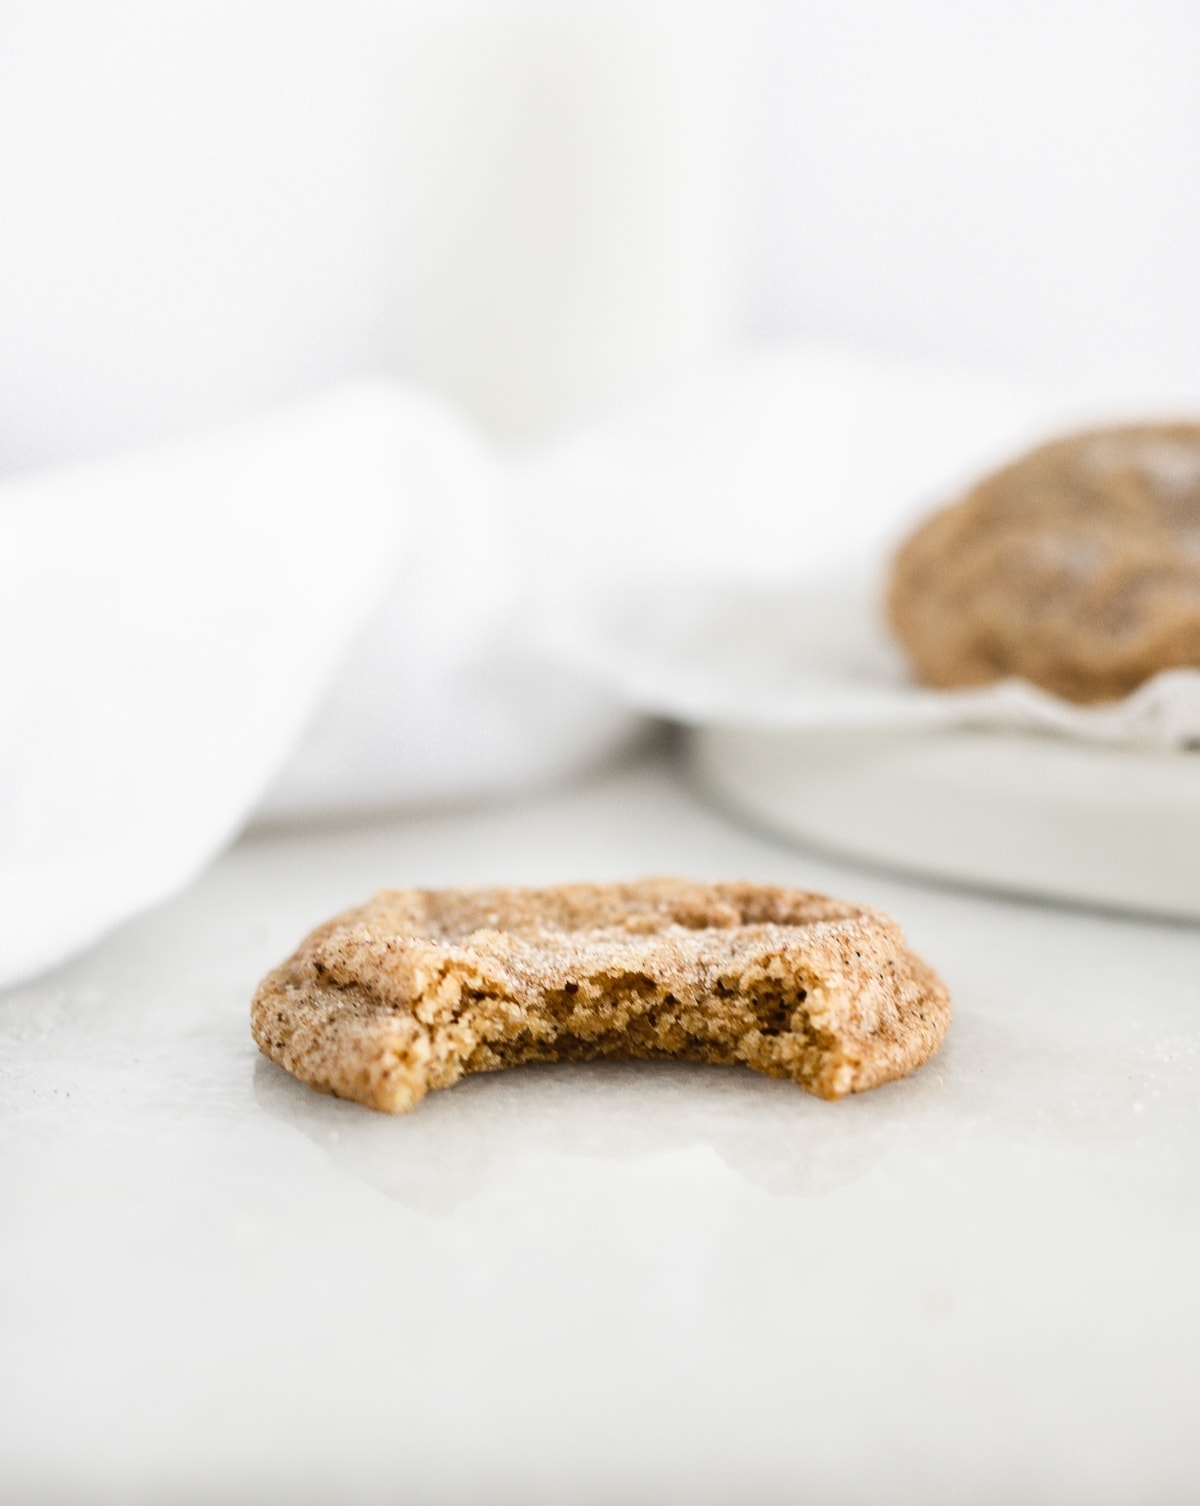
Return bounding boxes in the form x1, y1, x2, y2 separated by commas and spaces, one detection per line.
690, 724, 1200, 920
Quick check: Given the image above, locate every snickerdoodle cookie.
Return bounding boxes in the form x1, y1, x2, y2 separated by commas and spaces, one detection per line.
888, 422, 1200, 702
251, 879, 949, 1113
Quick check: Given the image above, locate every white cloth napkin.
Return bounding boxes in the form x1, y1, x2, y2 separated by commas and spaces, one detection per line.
0, 382, 637, 987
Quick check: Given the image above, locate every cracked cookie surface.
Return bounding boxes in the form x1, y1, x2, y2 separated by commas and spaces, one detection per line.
251, 879, 950, 1113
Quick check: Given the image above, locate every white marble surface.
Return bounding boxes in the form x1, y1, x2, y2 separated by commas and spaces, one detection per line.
3, 745, 1198, 1505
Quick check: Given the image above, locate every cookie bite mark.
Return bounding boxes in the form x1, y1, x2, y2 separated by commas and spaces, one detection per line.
252, 880, 950, 1113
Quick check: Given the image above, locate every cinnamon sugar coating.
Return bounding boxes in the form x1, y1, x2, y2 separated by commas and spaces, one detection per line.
888, 422, 1200, 703
251, 879, 950, 1113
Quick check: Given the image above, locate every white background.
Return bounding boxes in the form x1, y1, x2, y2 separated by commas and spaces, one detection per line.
2, 0, 1198, 470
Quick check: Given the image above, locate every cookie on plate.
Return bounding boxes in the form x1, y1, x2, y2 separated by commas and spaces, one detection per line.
251, 879, 950, 1113
887, 422, 1200, 703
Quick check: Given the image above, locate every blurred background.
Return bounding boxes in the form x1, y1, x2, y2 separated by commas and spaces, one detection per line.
3, 0, 1199, 473
5, 0, 1200, 958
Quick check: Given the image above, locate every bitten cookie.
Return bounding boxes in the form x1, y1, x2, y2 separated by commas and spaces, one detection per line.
888, 422, 1200, 703
251, 878, 950, 1113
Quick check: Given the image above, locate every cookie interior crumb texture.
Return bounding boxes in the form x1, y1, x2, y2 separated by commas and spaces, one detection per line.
251, 879, 950, 1113
888, 421, 1200, 703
